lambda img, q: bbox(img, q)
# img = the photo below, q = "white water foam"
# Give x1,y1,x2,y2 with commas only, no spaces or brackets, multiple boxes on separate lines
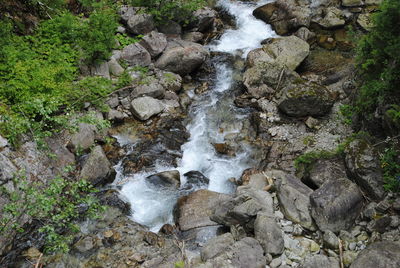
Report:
117,0,276,232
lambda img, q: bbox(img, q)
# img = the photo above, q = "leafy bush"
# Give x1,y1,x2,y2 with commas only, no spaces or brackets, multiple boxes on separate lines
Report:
380,142,400,192
355,0,400,124
128,0,206,24
0,171,105,253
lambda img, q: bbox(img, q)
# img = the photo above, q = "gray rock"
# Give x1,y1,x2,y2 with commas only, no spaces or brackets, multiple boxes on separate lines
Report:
0,135,8,148
270,258,282,268
67,122,95,151
0,153,17,183
357,13,373,31
365,0,382,4
146,170,180,189
310,177,364,232
201,233,235,261
131,77,166,99
229,237,266,268
119,5,137,24
191,7,217,32
302,158,347,189
271,170,316,230
350,241,400,268
316,7,346,29
277,79,334,117
344,139,385,200
299,254,340,268
126,13,155,35
139,31,168,58
294,27,316,42
157,70,182,92
157,20,182,35
121,43,151,67
342,0,364,7
74,236,94,253
323,230,339,249
130,96,164,121
155,40,209,75
183,32,204,43
254,213,284,256
108,58,124,76
248,36,310,71
176,189,229,232
211,185,274,230
106,96,119,108
80,146,113,185
90,62,110,79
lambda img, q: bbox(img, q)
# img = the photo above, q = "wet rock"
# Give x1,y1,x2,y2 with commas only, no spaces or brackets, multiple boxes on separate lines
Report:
97,189,131,215
176,189,229,231
121,43,151,67
130,96,164,121
126,13,155,35
200,233,235,261
299,254,340,268
254,212,284,256
211,185,274,231
182,171,209,191
213,143,235,156
155,40,209,75
277,80,334,117
350,241,400,268
253,0,311,35
310,177,364,232
80,146,113,185
248,36,310,71
146,170,180,189
108,58,124,76
344,139,385,200
139,31,168,58
317,35,336,50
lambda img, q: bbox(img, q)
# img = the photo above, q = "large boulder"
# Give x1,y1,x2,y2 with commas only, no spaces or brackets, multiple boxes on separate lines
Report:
342,0,365,7
315,7,346,29
350,241,400,268
130,96,164,121
310,177,364,232
269,170,316,230
126,13,155,35
155,40,209,75
277,79,334,117
300,158,347,189
0,153,17,184
253,0,311,35
139,31,168,58
176,189,229,232
67,122,95,151
254,212,284,256
200,233,235,261
130,77,166,99
247,36,310,70
190,7,217,33
80,146,113,185
121,43,151,67
344,139,385,200
211,185,274,231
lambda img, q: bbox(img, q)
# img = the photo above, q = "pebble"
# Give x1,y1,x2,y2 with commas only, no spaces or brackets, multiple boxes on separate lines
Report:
270,257,282,268
349,242,357,251
390,216,400,228
283,226,294,233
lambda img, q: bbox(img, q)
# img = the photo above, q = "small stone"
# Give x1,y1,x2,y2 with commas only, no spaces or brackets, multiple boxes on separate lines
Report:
310,241,320,252
343,251,359,266
349,242,357,251
376,200,391,213
270,257,282,268
392,198,400,212
356,232,369,242
323,230,339,250
74,236,94,253
305,117,320,129
103,230,113,238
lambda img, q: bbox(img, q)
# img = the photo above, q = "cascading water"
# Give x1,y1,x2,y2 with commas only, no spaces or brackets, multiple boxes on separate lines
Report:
116,0,276,232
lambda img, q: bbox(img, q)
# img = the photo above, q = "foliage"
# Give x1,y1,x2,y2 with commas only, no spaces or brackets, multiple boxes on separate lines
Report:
0,6,117,146
380,142,400,192
294,150,338,174
115,33,142,49
354,0,400,122
0,171,105,253
339,104,354,125
116,70,134,88
128,0,206,24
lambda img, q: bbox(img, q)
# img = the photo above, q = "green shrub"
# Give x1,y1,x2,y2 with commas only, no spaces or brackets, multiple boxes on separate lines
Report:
355,0,400,121
129,0,206,24
0,171,105,253
380,142,400,192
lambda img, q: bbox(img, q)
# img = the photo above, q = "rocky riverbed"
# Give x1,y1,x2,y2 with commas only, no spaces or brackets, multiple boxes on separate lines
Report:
1,0,400,267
